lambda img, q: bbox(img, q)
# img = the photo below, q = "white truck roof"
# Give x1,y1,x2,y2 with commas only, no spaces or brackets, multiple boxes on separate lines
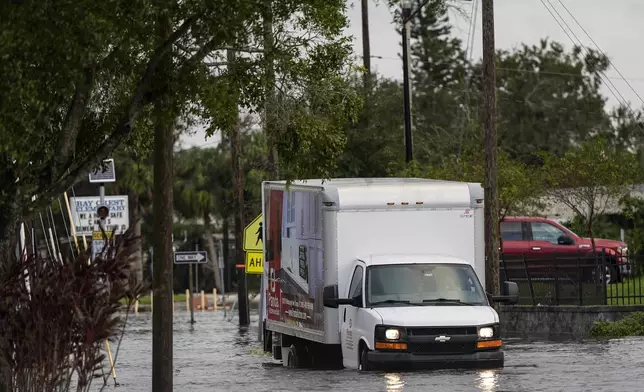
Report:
358,254,472,267
263,178,483,210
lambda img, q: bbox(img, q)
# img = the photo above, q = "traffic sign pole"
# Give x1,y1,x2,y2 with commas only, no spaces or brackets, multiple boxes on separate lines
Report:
243,213,264,342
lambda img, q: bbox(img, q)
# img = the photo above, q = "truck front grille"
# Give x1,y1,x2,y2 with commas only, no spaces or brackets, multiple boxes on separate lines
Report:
407,327,477,336
407,341,477,355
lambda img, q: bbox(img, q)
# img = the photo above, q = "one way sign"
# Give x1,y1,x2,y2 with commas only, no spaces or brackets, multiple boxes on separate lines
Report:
174,251,208,264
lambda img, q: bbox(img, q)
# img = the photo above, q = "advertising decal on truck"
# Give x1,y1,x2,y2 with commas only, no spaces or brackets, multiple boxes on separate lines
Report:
265,188,324,331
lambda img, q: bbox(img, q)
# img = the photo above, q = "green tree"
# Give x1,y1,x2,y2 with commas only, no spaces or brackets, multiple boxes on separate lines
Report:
336,75,405,177
417,151,545,219
541,137,640,247
406,0,470,164
174,146,230,293
0,0,360,255
469,39,611,162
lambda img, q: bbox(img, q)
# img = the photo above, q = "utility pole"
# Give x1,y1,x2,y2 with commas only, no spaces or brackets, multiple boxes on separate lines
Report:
228,48,250,326
263,1,279,179
361,0,371,88
482,0,500,296
152,4,174,391
401,1,413,163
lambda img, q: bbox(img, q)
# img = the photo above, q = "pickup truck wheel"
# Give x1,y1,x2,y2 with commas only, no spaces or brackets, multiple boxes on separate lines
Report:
359,346,373,372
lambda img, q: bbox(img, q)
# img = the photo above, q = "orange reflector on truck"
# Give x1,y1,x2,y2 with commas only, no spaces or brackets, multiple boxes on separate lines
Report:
375,342,407,350
416,201,423,205
477,340,502,349
386,202,395,206
401,202,409,205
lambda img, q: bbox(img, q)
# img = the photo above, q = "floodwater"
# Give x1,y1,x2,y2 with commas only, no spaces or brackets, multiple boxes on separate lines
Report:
95,310,644,392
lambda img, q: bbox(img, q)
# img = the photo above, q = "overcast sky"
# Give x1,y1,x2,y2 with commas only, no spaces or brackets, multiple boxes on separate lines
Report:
180,0,644,148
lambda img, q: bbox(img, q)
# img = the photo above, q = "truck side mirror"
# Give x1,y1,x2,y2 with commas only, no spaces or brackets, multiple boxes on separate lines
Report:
490,281,519,305
323,284,358,308
558,235,574,245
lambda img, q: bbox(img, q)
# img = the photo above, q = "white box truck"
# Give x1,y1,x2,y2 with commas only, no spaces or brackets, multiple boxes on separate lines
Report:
260,178,518,371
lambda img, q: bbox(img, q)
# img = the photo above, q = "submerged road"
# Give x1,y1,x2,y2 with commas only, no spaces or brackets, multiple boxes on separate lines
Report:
96,311,644,391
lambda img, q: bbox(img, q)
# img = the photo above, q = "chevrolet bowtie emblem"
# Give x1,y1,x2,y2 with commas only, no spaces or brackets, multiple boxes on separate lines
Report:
435,335,451,342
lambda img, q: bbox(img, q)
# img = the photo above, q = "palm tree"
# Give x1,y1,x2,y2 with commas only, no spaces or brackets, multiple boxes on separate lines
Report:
111,147,154,284
174,146,231,293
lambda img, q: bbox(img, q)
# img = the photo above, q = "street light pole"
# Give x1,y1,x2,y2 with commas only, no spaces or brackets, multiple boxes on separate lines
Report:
402,1,413,163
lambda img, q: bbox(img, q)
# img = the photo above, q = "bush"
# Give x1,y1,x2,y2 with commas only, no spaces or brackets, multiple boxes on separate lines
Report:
0,232,148,392
589,312,644,339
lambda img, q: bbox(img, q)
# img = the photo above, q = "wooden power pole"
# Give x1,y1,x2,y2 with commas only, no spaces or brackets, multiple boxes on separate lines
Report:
152,5,174,392
228,48,250,326
481,0,500,296
361,0,371,87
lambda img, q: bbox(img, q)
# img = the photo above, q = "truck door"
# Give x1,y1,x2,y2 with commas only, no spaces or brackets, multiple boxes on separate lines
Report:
340,263,364,368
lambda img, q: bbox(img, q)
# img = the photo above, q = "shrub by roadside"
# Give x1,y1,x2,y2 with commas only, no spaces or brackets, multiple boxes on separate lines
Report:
589,312,644,339
0,232,148,392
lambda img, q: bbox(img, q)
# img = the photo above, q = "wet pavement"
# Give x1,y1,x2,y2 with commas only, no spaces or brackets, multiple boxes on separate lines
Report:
96,310,644,391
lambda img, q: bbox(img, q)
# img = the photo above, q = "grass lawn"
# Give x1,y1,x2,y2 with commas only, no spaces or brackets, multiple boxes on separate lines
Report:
607,275,644,305
120,293,187,305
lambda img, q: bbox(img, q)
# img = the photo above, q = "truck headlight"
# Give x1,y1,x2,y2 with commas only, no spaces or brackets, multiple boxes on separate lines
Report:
478,327,494,339
385,328,401,340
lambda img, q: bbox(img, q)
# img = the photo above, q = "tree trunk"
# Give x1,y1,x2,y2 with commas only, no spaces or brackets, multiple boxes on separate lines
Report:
361,0,371,88
222,216,230,291
129,192,144,284
151,6,174,392
482,0,500,296
0,202,20,267
263,2,279,179
204,214,224,293
0,200,18,392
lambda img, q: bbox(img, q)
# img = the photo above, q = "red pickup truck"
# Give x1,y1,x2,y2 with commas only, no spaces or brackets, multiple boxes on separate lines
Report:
500,216,628,283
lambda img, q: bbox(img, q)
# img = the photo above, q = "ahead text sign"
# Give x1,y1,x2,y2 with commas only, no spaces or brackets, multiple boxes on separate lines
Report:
245,252,263,274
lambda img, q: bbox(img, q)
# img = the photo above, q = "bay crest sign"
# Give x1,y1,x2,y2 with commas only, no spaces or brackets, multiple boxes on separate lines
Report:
70,195,130,236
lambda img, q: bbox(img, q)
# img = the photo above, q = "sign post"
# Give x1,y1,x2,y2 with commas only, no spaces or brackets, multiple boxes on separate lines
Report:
87,158,117,385
174,250,208,324
243,213,264,341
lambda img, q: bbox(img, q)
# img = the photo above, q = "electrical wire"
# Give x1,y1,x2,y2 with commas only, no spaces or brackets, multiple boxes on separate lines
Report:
540,0,630,109
555,0,644,106
540,0,644,134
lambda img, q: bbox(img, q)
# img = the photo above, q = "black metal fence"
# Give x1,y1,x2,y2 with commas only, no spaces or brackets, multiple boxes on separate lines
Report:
499,250,644,306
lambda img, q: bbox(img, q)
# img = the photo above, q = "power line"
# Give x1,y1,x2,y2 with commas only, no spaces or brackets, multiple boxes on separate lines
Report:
540,0,644,136
363,54,644,83
555,0,644,106
540,0,630,109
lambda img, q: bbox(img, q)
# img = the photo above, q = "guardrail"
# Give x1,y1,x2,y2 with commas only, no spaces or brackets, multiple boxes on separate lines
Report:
499,250,644,306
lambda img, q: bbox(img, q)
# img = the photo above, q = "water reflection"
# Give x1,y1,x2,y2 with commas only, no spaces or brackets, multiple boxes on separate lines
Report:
384,373,405,391
476,370,499,392
235,326,250,346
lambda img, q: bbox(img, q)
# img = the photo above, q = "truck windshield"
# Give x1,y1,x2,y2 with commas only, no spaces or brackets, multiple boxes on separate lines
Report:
366,263,488,307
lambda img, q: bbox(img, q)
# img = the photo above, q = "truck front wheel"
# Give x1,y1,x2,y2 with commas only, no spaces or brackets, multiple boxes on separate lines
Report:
359,345,373,372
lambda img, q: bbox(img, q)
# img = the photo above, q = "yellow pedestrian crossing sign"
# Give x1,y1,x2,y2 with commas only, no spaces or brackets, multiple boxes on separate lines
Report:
245,252,263,274
243,214,263,252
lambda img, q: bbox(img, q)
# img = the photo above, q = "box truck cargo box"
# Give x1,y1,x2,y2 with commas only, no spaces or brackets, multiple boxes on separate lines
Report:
260,178,518,371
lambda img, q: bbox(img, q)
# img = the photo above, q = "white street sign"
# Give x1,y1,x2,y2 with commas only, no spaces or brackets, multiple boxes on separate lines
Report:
70,195,129,236
174,251,208,264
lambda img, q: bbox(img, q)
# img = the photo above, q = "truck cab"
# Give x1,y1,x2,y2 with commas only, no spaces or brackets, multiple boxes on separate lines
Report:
324,255,516,370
